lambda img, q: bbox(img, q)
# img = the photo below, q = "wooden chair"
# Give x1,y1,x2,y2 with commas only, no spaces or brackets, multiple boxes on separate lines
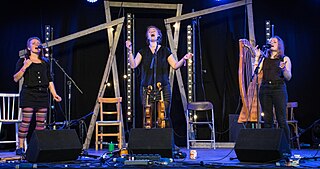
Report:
95,97,123,150
286,102,300,149
271,102,300,149
0,93,21,149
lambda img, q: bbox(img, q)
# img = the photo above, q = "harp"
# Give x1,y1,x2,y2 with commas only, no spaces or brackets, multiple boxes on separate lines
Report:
238,39,262,123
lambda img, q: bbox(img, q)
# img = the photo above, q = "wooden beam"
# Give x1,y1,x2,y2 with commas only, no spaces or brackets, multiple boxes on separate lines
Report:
168,4,188,112
164,0,247,24
108,1,178,10
19,17,124,57
246,0,256,46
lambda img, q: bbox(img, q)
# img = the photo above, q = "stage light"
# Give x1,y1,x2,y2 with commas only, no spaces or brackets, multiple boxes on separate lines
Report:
186,25,193,103
44,25,52,58
126,13,133,123
87,0,98,3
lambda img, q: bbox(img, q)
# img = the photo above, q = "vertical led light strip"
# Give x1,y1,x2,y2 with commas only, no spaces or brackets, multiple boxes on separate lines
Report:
265,20,271,43
44,25,53,124
44,25,51,58
187,24,196,137
126,13,133,122
187,25,193,103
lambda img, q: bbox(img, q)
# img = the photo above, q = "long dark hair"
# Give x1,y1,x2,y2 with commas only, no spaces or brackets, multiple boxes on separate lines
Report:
267,35,285,59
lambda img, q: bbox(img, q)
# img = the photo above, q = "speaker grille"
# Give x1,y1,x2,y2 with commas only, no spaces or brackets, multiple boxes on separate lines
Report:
26,129,82,162
128,128,173,158
234,128,291,162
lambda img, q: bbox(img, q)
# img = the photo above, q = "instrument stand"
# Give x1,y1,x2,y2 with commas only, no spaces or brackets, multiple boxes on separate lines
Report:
66,111,93,144
152,92,158,128
152,91,161,129
52,58,83,129
67,112,96,160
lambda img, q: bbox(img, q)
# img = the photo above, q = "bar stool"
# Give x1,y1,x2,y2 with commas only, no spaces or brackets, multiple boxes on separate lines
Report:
186,101,216,149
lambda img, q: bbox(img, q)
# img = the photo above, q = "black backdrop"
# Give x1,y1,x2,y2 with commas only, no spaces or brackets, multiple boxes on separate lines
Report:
1,0,319,148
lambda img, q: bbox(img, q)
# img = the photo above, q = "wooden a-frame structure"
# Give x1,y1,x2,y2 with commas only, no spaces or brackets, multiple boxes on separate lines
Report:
83,1,184,150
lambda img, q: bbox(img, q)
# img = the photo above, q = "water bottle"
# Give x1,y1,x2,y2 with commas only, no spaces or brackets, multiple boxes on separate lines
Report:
109,142,115,152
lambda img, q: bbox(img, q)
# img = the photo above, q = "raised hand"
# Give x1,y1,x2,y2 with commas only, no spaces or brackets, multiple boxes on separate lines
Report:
23,58,32,68
184,52,193,60
126,40,132,51
183,53,193,66
279,60,287,70
254,45,261,57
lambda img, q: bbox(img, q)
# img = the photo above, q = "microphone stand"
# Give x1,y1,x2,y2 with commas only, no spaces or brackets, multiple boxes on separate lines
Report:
251,48,267,129
52,58,83,129
151,43,158,128
48,50,54,126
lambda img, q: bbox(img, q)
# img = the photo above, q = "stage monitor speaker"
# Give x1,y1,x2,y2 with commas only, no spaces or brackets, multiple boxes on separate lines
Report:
128,128,173,158
234,128,291,163
26,129,82,163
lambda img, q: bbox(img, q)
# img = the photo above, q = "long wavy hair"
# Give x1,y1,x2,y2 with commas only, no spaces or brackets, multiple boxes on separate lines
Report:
267,35,285,59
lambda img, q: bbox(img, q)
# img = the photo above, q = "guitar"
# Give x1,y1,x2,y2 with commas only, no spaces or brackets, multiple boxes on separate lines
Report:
144,85,153,129
156,82,166,128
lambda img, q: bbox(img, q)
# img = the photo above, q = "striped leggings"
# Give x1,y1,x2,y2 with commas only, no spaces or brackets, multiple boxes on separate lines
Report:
18,107,47,139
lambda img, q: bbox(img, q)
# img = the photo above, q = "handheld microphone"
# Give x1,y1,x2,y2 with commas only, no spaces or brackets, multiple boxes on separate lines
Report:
262,43,272,49
35,45,44,49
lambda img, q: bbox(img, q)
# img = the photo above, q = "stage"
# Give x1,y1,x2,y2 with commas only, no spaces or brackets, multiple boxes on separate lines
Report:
0,145,319,168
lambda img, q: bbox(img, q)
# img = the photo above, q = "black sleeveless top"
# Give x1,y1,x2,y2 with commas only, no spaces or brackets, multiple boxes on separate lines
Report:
138,46,172,87
262,57,285,82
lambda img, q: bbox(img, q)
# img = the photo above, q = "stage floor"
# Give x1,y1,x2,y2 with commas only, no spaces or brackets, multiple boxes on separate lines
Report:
0,146,319,168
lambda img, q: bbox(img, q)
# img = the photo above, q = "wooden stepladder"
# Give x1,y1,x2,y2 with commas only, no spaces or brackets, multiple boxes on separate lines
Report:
83,14,126,150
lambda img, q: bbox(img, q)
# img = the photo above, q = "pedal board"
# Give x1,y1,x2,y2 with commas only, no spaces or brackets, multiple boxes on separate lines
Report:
131,154,161,161
124,160,153,165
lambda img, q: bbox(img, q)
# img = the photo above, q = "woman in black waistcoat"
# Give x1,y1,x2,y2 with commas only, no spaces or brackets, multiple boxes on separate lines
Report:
13,37,62,155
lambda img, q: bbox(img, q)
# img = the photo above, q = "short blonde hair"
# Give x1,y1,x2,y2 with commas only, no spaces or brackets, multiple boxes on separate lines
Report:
145,26,162,45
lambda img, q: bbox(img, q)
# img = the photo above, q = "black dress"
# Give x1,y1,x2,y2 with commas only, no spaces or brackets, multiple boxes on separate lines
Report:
15,57,53,108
